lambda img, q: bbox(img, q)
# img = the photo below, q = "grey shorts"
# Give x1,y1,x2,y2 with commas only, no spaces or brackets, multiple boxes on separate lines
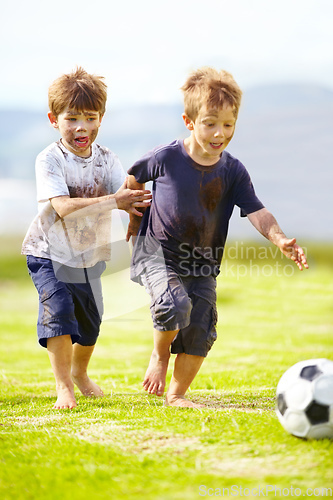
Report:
141,266,217,357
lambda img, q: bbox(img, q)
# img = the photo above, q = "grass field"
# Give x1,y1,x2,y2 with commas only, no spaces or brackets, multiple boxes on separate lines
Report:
0,237,332,499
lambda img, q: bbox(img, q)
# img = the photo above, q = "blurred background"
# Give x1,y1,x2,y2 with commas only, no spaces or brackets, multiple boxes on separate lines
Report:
1,0,332,243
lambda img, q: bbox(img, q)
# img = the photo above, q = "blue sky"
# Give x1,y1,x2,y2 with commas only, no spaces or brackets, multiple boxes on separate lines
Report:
1,0,333,111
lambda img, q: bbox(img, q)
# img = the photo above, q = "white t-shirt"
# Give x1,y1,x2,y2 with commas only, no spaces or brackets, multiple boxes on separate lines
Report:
22,140,126,268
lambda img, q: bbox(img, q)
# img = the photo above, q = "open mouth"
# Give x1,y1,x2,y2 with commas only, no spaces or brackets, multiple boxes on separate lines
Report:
210,143,223,150
74,136,89,147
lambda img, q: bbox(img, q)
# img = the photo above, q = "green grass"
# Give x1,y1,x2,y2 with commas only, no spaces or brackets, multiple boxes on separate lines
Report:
0,238,333,499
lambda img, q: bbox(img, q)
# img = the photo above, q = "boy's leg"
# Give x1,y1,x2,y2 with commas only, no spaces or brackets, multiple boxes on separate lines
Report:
71,343,104,397
143,329,179,396
165,276,217,408
165,353,206,408
141,266,192,397
28,257,104,407
47,335,76,409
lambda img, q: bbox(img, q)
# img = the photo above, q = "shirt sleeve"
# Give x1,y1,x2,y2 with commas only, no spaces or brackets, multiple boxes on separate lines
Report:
110,153,126,193
35,149,69,203
127,149,161,183
234,163,265,217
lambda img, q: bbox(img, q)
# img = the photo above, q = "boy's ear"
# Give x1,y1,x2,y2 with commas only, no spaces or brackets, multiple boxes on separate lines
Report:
182,113,194,131
48,112,59,129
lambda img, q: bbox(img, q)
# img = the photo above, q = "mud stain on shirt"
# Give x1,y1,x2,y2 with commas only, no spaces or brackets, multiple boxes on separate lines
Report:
200,177,223,212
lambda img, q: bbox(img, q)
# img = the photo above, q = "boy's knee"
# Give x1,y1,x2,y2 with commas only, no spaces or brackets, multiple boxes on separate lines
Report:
172,292,192,324
152,288,192,331
171,295,218,357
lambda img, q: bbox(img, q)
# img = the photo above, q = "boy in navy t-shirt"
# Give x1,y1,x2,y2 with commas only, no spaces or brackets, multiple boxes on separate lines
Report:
126,67,308,408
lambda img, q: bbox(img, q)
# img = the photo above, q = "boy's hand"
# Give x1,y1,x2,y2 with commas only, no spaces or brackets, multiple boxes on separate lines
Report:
126,214,143,243
248,209,309,271
279,237,309,270
114,178,151,216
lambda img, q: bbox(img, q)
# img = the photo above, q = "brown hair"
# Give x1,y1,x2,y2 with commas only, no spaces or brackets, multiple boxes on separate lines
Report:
48,67,107,117
181,67,242,120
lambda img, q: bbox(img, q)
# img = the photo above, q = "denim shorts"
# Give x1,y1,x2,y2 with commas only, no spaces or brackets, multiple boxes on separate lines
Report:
141,266,218,357
27,255,105,348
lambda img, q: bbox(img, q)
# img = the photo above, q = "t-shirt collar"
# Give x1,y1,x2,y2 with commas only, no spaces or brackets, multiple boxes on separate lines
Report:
178,139,227,172
58,140,96,164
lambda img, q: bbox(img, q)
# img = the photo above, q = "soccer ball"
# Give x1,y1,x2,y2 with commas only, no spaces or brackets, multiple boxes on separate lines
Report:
276,358,333,439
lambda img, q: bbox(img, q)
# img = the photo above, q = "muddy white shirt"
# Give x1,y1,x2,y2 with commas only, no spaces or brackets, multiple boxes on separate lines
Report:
22,140,126,268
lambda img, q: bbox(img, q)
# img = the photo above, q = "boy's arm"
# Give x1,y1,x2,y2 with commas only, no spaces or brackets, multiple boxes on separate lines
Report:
247,208,309,270
51,177,151,219
126,175,148,243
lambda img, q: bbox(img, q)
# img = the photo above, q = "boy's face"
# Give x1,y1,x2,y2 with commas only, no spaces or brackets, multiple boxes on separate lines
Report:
48,108,103,158
183,105,236,165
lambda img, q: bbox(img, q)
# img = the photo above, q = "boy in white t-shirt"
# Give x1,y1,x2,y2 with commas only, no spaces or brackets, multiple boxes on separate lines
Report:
22,67,151,409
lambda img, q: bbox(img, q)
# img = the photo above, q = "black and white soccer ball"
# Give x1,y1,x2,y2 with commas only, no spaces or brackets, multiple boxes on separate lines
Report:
276,358,333,439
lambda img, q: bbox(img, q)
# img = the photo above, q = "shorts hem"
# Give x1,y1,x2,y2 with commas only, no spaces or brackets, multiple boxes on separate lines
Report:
38,331,80,348
76,337,99,347
170,346,210,358
153,318,190,332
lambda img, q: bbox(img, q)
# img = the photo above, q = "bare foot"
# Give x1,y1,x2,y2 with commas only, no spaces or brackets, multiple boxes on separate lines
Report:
143,350,170,396
54,385,77,409
72,373,104,398
165,395,206,408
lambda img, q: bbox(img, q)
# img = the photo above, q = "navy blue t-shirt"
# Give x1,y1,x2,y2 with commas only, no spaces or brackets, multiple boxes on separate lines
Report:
128,140,264,280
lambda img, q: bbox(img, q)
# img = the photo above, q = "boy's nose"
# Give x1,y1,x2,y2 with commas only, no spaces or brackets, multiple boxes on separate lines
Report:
76,121,87,131
214,127,224,138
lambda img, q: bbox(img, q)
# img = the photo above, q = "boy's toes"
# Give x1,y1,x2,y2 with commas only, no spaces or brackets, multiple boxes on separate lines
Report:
143,379,164,396
148,382,158,395
156,384,164,397
142,379,151,392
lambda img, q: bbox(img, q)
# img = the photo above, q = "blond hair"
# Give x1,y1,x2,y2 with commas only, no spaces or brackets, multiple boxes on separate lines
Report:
181,67,242,120
48,67,107,117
